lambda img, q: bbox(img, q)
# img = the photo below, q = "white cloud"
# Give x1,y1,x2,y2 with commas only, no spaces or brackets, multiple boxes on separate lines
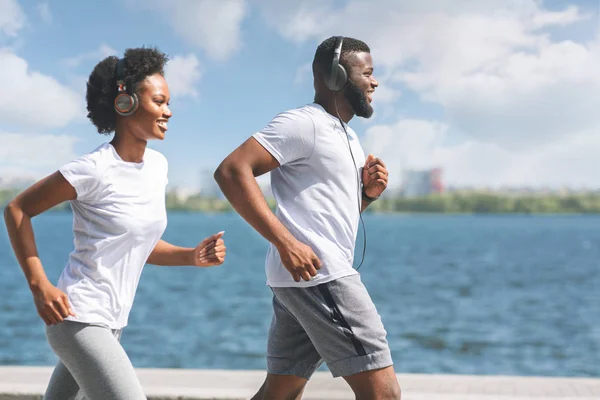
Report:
0,0,26,37
256,0,336,42
64,44,116,68
396,31,600,149
165,53,202,98
36,3,52,25
363,118,600,189
0,48,84,128
531,5,587,29
362,119,448,188
139,0,247,61
431,131,600,189
0,132,79,178
371,83,401,105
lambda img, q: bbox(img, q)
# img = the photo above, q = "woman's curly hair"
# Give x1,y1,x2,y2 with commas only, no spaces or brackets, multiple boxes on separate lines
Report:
86,47,169,134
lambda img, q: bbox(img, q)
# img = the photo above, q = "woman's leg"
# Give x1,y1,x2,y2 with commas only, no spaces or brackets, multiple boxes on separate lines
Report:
46,321,146,400
43,360,80,400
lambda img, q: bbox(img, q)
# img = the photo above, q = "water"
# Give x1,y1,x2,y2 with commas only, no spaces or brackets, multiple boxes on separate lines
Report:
0,212,598,377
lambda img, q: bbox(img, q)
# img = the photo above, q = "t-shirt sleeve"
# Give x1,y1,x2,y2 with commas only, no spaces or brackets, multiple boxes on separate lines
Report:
252,110,315,165
58,155,100,203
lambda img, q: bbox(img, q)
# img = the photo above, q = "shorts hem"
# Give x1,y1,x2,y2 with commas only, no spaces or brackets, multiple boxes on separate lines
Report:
327,349,394,378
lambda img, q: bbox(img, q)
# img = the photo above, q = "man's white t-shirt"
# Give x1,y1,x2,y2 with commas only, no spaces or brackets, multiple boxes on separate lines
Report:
57,143,168,329
253,103,366,288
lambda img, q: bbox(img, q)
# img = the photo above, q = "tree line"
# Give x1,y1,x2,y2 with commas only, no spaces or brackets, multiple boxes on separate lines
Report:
2,189,599,214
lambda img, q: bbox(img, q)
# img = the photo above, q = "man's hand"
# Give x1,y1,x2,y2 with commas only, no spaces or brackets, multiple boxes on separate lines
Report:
31,280,76,325
193,231,226,267
277,239,322,282
362,154,388,200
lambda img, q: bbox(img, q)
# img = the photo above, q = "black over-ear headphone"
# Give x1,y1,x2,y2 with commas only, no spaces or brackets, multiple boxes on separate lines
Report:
326,36,348,92
114,58,139,117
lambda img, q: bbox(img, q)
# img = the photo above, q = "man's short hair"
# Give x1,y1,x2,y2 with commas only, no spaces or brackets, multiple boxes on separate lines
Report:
312,36,370,78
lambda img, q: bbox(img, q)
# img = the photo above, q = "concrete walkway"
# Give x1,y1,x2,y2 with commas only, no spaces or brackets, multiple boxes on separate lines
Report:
0,366,599,400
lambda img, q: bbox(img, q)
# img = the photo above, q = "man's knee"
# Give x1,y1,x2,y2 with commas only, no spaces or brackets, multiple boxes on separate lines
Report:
356,381,401,400
384,381,402,400
385,378,402,400
344,366,401,400
253,374,307,400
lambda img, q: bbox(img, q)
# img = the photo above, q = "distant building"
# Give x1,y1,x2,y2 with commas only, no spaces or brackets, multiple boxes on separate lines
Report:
400,168,444,197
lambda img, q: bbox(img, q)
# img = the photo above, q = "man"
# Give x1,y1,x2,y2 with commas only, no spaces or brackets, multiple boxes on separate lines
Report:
214,36,401,400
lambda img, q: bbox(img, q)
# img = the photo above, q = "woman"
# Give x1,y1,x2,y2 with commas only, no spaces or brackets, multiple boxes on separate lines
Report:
3,47,226,400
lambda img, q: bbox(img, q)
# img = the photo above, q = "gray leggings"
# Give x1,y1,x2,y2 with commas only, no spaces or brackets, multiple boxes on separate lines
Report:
44,321,146,400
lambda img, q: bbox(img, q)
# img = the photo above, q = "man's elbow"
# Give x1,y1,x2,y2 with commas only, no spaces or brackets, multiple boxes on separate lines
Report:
214,160,238,187
3,201,17,224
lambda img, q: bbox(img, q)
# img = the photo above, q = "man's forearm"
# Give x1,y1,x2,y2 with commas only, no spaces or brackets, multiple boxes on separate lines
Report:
214,164,296,249
361,199,370,213
360,192,379,213
147,240,193,266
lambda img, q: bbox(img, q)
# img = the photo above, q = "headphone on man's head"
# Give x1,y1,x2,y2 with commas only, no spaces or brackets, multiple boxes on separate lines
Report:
114,58,139,117
326,36,348,92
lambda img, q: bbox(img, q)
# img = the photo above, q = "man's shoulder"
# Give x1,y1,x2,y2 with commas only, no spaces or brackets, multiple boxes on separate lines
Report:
277,103,319,120
265,104,321,132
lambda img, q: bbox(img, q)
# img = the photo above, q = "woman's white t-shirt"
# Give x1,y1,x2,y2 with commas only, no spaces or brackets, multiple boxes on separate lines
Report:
57,143,168,329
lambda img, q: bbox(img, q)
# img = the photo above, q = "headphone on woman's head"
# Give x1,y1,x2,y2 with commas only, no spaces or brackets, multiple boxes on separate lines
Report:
326,36,348,92
114,58,139,117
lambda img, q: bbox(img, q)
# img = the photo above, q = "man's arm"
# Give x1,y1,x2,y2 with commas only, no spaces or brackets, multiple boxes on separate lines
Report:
214,137,321,282
361,194,378,213
361,154,388,212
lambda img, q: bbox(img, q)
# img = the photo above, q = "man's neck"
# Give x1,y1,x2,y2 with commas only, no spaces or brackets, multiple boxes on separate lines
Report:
314,94,354,124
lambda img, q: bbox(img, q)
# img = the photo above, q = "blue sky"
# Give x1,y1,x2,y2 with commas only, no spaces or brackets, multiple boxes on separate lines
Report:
1,0,599,191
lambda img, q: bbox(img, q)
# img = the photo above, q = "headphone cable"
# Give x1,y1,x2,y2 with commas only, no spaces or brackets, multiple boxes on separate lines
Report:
334,97,367,271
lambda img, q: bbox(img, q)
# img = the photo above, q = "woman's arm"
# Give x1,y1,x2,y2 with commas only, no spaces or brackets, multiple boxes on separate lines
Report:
147,232,226,267
4,171,77,325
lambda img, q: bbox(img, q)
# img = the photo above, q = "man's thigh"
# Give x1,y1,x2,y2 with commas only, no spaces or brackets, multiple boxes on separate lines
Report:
266,294,324,380
272,274,394,378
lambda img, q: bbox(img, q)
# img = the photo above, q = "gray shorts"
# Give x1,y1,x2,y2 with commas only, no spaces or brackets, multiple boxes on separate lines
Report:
268,274,393,379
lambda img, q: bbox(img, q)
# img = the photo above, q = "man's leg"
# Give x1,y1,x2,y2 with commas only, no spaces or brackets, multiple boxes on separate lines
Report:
251,295,323,400
272,274,401,400
343,366,401,400
251,374,307,400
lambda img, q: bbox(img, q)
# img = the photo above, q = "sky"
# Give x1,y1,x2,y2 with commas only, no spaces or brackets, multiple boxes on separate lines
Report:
0,0,599,191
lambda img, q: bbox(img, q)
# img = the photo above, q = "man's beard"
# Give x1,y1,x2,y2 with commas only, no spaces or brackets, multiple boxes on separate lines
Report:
343,80,373,118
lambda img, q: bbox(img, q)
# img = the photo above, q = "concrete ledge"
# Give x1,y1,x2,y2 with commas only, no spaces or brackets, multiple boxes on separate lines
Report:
1,366,599,399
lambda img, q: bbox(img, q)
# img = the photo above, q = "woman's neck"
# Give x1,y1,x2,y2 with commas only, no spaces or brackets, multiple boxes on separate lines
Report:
110,130,147,163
